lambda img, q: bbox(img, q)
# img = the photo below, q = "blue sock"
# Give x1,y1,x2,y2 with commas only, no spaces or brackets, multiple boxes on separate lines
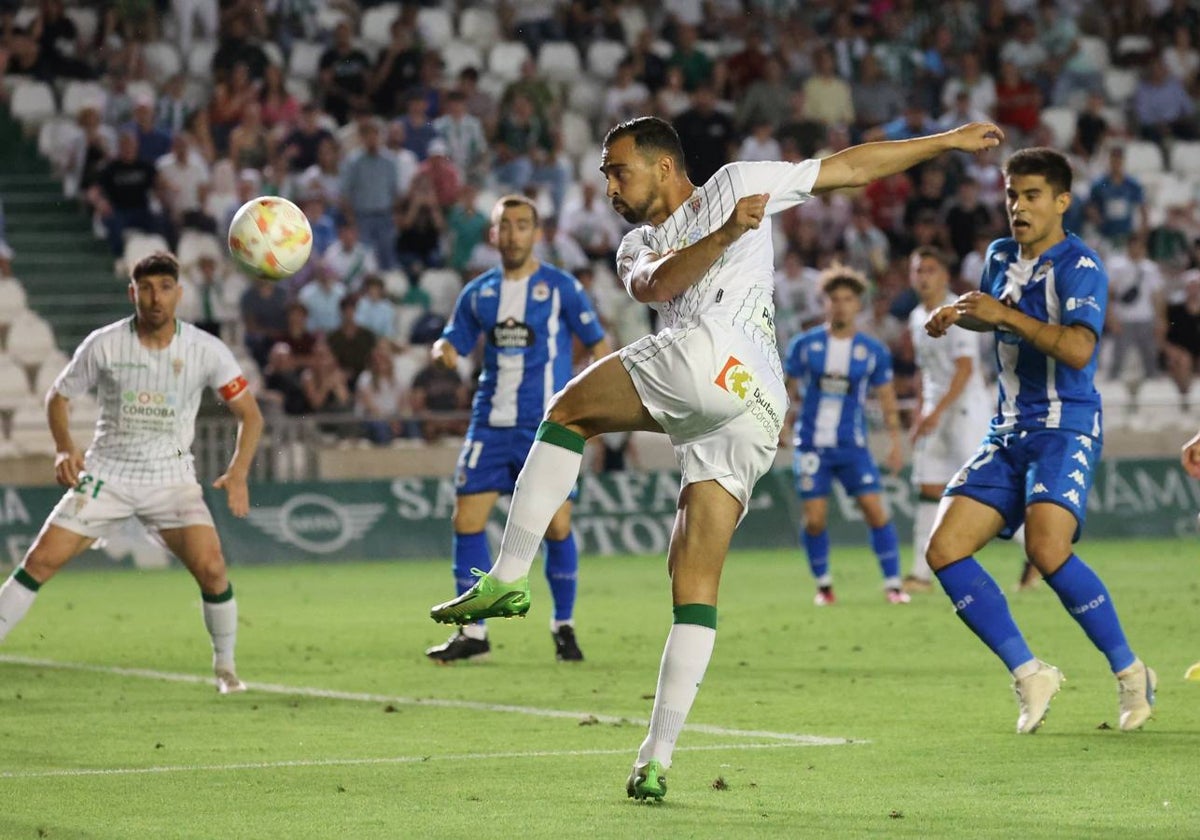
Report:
802,529,830,580
544,533,578,623
453,531,491,628
1044,554,1136,673
870,523,901,581
935,557,1035,672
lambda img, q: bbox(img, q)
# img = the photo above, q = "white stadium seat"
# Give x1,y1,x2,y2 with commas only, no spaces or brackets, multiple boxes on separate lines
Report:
37,117,82,176
65,6,99,44
586,40,627,80
262,41,285,70
0,356,30,410
394,305,426,350
10,82,57,129
419,269,462,317
416,6,453,49
187,39,218,79
1171,141,1200,177
9,400,51,453
123,233,172,268
32,350,69,398
285,76,313,104
441,40,484,78
1040,107,1076,149
1123,140,1165,176
1103,68,1138,104
560,111,593,157
537,42,582,83
142,40,183,79
177,230,224,268
361,3,400,50
0,279,28,330
488,41,531,82
1077,36,1110,72
616,4,648,45
288,40,325,82
6,315,58,369
567,78,603,121
459,7,499,48
1116,34,1154,62
61,80,108,118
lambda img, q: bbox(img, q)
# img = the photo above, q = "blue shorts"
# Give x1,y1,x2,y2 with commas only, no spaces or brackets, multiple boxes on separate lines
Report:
945,429,1100,542
455,425,579,500
793,446,882,500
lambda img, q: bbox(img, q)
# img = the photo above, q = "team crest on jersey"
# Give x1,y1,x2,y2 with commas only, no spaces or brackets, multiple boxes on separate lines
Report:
688,195,703,214
532,282,550,302
852,345,868,361
172,358,184,377
714,356,752,398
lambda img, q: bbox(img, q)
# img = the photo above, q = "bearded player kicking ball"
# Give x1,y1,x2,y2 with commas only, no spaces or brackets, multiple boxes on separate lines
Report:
432,117,1005,800
0,252,263,694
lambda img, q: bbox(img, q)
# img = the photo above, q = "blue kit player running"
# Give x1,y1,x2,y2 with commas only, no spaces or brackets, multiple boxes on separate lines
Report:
784,265,907,605
925,148,1156,733
424,195,610,664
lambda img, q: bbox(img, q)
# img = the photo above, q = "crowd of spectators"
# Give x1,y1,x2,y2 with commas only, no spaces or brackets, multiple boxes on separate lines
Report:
5,0,1200,443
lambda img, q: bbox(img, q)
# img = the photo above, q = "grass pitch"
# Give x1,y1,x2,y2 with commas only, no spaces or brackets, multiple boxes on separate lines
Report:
0,538,1196,839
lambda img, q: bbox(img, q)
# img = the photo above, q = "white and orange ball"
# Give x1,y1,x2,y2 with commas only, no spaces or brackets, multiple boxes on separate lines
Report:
227,196,314,280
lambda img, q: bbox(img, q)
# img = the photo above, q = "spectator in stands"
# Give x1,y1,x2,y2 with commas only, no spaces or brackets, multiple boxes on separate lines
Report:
1088,147,1148,249
433,90,489,187
673,84,734,184
1073,91,1109,161
863,171,913,242
960,230,991,292
318,21,371,126
156,132,211,233
326,296,376,385
296,136,342,206
156,74,191,136
1149,204,1198,277
492,92,569,213
561,180,623,265
903,166,948,231
183,109,217,166
398,93,437,160
777,90,826,159
173,0,217,57
605,58,651,125
123,97,172,166
563,0,625,51
999,15,1048,83
283,103,333,174
737,56,791,133
994,60,1042,139
209,61,258,154
301,337,354,434
843,202,891,279
355,339,407,445
1107,235,1166,381
298,262,347,334
409,353,468,442
871,15,921,89
69,105,115,202
803,49,855,129
302,192,338,256
89,131,170,257
502,57,558,123
340,120,399,271
241,277,288,369
261,342,309,416
1163,26,1199,86
626,27,667,94
280,301,317,366
418,139,462,209
395,174,447,279
382,120,420,197
211,15,267,81
354,275,396,341
937,89,990,132
1166,272,1200,408
103,69,136,128
668,23,713,92
534,216,589,275
178,253,228,337
1133,57,1198,145
726,28,770,99
227,101,272,170
774,249,824,339
29,0,93,80
456,67,497,137
738,121,782,163
323,219,377,292
505,0,562,58
368,17,421,117
874,99,938,143
446,184,489,276
259,62,300,131
941,52,996,119
852,53,902,136
942,178,995,260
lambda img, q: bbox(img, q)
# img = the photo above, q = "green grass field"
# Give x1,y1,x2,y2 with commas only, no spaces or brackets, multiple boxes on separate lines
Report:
0,537,1196,839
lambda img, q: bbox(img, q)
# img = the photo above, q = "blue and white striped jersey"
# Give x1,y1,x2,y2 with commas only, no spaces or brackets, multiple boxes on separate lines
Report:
981,234,1106,438
784,326,893,449
443,263,606,431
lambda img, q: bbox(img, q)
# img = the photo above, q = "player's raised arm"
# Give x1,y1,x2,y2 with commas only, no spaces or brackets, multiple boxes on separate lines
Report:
213,386,263,518
813,122,1004,193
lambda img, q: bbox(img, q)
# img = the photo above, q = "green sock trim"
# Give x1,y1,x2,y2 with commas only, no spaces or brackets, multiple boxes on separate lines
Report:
535,420,586,454
13,568,41,592
202,584,234,604
673,603,717,629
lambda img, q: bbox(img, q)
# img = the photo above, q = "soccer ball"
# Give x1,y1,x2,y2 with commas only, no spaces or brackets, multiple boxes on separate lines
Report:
227,196,314,280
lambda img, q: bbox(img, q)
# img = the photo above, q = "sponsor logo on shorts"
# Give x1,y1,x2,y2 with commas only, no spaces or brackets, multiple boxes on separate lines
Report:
1062,488,1081,506
245,493,386,554
1068,469,1086,486
1032,482,1048,494
1072,451,1090,467
715,356,752,398
1075,434,1093,450
714,356,784,436
800,475,814,491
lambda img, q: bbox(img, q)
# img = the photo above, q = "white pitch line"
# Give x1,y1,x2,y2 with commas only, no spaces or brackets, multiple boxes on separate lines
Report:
0,654,858,746
0,742,817,781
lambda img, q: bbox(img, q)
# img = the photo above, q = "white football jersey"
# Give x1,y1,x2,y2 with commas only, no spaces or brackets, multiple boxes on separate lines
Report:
908,293,989,415
53,317,246,485
616,160,821,370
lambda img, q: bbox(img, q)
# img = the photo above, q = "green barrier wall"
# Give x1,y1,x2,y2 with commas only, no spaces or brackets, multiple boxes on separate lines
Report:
2,459,1198,568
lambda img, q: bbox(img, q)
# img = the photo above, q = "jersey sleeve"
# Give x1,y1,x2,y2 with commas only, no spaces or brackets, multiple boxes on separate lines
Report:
52,331,101,399
947,324,978,361
868,342,894,387
441,282,483,355
205,339,248,401
1055,251,1108,335
726,160,822,216
979,240,1000,295
561,277,607,347
783,334,807,378
615,227,658,298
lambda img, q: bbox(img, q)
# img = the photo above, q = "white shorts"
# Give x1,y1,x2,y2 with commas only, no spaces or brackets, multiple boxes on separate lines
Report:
620,319,785,512
47,475,215,539
912,404,991,486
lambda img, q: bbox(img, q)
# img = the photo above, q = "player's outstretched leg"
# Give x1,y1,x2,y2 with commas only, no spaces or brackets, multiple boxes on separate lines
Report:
427,531,492,663
0,526,93,642
545,531,583,661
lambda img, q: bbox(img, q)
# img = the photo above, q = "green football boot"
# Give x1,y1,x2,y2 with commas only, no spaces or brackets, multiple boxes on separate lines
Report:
626,760,667,802
429,571,531,624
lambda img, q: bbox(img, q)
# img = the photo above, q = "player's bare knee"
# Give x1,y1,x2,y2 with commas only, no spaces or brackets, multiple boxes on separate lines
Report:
925,531,960,571
190,554,229,593
1024,537,1071,574
803,515,826,535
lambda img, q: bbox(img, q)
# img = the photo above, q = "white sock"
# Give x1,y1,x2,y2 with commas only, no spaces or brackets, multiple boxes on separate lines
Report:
1012,658,1040,680
1011,524,1026,549
551,619,573,631
911,499,939,581
461,623,487,641
636,622,716,769
491,436,583,583
202,594,238,672
0,572,39,642
817,573,832,587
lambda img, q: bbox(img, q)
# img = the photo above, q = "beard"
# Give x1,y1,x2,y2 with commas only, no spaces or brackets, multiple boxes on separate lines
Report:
613,194,652,223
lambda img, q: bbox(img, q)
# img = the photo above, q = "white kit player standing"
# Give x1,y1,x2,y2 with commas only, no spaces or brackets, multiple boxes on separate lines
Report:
904,246,1028,592
0,252,264,693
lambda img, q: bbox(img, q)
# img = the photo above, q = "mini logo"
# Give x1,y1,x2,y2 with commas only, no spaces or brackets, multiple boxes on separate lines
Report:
1031,482,1048,494
714,355,751,399
688,195,703,214
715,288,724,303
245,493,386,554
948,469,968,488
1068,594,1107,615
1075,256,1098,270
480,287,497,297
1068,469,1086,486
861,473,875,484
800,475,814,492
532,281,550,302
954,594,975,611
1066,296,1101,312
1072,450,1089,467
580,312,595,324
992,252,1007,263
811,341,824,352
1075,435,1093,450
172,358,184,376
1062,488,1081,506
853,345,868,361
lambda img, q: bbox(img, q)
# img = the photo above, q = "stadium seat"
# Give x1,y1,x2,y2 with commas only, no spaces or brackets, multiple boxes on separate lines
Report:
177,230,223,268
1171,141,1200,177
186,39,218,79
1077,36,1111,72
314,5,350,36
9,400,50,452
586,40,627,80
1116,34,1154,63
420,269,462,316
695,40,722,60
61,80,107,118
0,356,30,409
476,71,507,102
262,41,285,69
616,4,648,45
123,233,172,268
488,41,532,82
441,40,484,78
394,304,426,350
285,76,313,104
142,40,183,79
9,82,57,130
32,350,69,397
459,7,499,47
567,78,603,122
1103,68,1138,104
6,315,57,369
361,3,400,51
37,116,82,177
560,111,593,158
381,270,410,298
289,40,325,81
64,6,99,44
537,42,582,83
1040,107,1076,149
416,6,453,49
1123,140,1165,176
126,79,157,105
0,279,29,330
392,344,428,389
1097,378,1134,428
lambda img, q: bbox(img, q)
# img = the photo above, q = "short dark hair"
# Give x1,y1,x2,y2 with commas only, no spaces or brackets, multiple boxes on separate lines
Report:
1004,147,1072,195
911,245,953,271
819,264,868,297
603,116,686,171
131,251,179,282
491,193,540,226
